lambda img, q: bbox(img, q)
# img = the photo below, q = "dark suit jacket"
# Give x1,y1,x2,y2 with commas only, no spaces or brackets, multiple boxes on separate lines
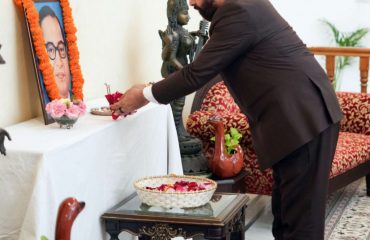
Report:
152,0,342,169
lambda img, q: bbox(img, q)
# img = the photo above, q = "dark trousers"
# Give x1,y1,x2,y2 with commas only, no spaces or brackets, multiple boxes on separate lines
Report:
271,123,340,240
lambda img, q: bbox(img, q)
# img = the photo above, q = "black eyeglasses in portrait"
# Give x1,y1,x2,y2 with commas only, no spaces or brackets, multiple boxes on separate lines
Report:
45,41,67,60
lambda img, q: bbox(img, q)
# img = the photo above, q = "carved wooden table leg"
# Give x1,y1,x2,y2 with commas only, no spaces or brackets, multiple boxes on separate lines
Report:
108,233,120,240
105,219,121,240
230,206,246,240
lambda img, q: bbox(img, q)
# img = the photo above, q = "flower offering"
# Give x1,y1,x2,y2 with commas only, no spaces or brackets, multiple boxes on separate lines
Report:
145,180,214,193
134,175,217,208
104,83,136,120
45,99,86,128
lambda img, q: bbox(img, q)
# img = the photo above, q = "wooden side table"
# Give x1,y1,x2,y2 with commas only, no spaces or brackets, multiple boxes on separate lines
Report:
212,170,248,193
102,193,249,240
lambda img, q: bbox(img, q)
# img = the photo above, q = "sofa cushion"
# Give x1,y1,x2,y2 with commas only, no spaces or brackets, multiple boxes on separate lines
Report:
336,92,370,135
243,131,370,195
201,82,240,114
330,132,370,177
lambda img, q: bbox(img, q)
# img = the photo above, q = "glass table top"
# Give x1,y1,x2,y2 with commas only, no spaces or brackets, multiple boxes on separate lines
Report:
110,193,237,219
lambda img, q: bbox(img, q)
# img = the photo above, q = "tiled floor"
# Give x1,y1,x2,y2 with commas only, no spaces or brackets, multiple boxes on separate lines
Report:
244,194,274,240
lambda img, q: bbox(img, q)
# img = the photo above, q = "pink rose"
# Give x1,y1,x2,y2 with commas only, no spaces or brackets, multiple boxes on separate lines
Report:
46,100,67,119
78,101,86,115
65,104,80,119
51,105,67,118
45,102,53,113
46,100,59,113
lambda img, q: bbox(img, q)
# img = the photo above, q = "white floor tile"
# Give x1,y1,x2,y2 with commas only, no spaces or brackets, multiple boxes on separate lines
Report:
245,196,274,240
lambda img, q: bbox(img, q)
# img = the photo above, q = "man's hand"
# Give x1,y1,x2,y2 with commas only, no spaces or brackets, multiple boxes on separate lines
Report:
110,84,149,116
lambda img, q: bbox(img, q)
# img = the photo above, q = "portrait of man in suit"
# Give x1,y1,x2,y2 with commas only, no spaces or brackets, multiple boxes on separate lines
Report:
39,4,71,100
35,1,72,103
26,0,73,123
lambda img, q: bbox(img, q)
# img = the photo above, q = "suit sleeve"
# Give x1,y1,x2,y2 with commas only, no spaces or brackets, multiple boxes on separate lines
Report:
152,3,257,104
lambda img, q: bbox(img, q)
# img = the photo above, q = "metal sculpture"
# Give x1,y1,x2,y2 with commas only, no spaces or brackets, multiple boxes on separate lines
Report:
159,0,209,175
0,128,11,156
0,44,5,64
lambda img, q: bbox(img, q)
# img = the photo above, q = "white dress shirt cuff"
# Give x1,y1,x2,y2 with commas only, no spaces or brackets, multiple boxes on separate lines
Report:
143,85,160,104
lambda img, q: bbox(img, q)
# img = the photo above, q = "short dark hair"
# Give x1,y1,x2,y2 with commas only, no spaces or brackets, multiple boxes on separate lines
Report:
39,5,58,25
38,5,67,44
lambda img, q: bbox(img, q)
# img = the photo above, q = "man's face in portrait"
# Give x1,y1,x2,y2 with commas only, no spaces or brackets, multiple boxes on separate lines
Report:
189,0,217,21
41,15,71,99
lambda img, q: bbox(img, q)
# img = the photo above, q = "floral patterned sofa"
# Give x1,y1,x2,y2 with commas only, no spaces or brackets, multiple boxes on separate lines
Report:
186,80,370,195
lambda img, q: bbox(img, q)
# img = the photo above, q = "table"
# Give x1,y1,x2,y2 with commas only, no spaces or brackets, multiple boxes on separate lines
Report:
0,100,183,240
102,193,249,240
212,170,248,193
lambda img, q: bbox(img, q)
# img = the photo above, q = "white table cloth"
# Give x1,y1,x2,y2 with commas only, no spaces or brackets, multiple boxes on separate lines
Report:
0,100,182,240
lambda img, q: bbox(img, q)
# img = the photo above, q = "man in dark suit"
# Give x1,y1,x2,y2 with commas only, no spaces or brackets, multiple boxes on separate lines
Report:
111,0,342,239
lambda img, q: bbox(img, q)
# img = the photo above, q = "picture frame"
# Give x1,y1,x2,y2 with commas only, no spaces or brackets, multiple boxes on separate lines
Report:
21,0,84,124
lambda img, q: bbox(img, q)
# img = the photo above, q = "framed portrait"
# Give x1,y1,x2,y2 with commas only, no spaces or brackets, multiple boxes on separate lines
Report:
21,0,84,124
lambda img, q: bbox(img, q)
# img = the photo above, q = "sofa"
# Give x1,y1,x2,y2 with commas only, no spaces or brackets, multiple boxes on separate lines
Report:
186,47,370,196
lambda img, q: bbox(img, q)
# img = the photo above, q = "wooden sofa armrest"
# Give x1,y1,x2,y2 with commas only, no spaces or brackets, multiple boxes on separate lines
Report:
336,92,370,135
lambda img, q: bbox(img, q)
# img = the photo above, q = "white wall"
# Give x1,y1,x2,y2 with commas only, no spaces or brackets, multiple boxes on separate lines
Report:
270,0,370,92
183,0,370,121
0,0,41,126
0,0,202,127
0,0,369,127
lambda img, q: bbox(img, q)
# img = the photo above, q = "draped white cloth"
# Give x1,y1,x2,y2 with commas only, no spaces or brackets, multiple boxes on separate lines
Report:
0,100,183,240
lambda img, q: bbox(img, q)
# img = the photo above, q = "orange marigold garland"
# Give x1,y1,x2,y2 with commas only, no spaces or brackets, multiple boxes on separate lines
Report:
14,0,84,101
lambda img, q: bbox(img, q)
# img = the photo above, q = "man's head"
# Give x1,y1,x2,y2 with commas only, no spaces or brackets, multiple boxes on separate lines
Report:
189,0,223,21
39,6,71,99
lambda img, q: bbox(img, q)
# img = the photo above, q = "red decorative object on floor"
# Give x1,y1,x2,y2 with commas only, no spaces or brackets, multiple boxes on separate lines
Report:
55,198,85,240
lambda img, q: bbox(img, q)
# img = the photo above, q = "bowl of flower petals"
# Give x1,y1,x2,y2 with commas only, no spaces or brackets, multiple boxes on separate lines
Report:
134,175,217,208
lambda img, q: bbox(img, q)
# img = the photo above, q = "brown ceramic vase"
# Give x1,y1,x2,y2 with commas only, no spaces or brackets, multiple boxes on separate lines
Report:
55,197,85,240
208,117,244,179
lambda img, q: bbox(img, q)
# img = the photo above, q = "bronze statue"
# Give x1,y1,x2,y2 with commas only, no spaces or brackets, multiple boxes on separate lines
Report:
159,0,195,77
159,0,208,174
0,128,11,156
0,44,5,64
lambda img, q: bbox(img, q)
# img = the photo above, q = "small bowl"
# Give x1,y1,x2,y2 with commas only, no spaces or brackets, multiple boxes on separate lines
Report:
54,115,78,129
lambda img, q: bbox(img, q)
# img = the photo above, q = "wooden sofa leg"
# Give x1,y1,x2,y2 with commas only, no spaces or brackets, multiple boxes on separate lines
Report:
367,174,370,196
